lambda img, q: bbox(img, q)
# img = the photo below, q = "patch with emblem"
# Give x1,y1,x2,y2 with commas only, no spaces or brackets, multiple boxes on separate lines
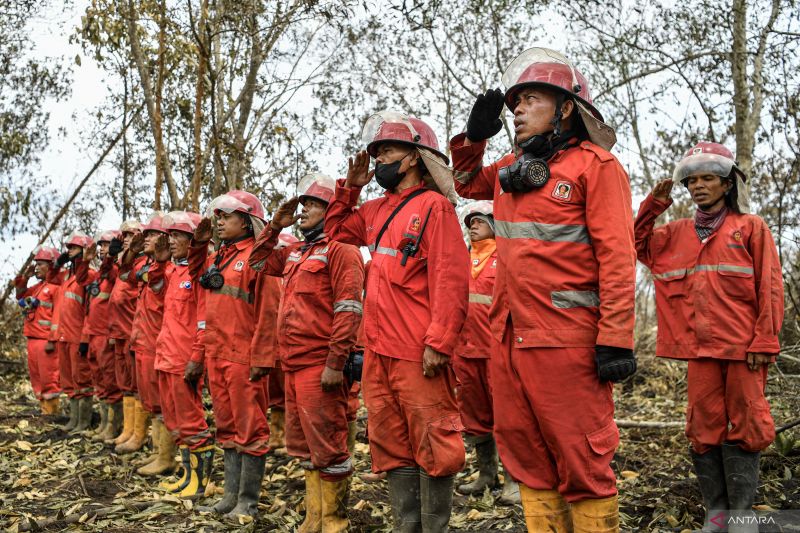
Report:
287,250,303,262
314,246,329,255
491,259,497,268
472,258,480,266
233,260,245,272
180,280,192,289
733,230,742,241
408,215,421,234
551,180,573,201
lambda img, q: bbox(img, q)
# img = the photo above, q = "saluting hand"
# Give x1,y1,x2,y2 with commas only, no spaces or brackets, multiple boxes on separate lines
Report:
154,234,171,262
194,217,213,243
346,151,373,188
270,197,301,230
83,244,96,263
652,179,673,203
422,346,449,378
129,233,146,255
466,88,505,142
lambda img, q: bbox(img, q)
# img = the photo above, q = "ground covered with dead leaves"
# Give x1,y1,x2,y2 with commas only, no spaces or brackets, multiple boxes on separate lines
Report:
1,351,798,532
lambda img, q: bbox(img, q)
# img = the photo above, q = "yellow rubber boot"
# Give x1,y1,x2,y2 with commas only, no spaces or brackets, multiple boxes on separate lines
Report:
134,419,161,467
116,399,150,454
268,409,287,455
108,396,134,445
41,398,61,415
138,420,176,476
177,445,215,498
160,445,190,492
520,485,573,533
571,495,619,533
298,470,322,533
321,477,349,533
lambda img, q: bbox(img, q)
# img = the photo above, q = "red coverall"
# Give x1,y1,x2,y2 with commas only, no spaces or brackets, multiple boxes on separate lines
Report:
325,182,470,477
453,247,498,436
250,229,364,480
48,261,92,400
130,259,166,413
77,260,121,404
15,276,61,400
188,236,281,456
106,255,147,394
635,195,783,453
450,133,636,502
153,260,211,448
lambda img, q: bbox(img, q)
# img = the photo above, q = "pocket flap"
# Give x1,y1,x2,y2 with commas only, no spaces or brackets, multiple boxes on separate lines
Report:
300,259,327,273
586,420,619,456
659,268,687,282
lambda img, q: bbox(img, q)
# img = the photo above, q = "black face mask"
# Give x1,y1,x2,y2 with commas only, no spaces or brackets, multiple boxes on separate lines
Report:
374,151,412,190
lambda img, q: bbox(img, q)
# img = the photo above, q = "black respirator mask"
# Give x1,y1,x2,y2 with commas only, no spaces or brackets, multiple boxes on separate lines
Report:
374,151,413,190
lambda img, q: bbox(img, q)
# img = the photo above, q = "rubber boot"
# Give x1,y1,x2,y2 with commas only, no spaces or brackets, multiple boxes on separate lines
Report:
134,419,161,467
225,452,266,518
197,448,239,511
41,398,61,415
347,420,358,455
498,475,521,505
420,471,454,533
297,469,322,533
161,445,191,492
108,396,134,445
458,434,498,495
178,445,215,498
691,447,728,532
138,420,177,476
115,399,149,454
268,408,286,452
62,397,79,431
519,486,572,532
571,495,619,533
70,396,94,434
722,443,761,533
96,401,122,441
321,477,349,532
387,467,421,533
86,401,107,437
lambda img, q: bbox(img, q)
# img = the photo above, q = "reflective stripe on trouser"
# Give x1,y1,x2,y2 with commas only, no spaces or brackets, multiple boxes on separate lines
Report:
284,364,351,481
452,355,493,436
158,369,211,449
686,359,775,454
491,320,618,503
268,366,285,409
27,338,61,400
135,350,161,414
207,357,270,455
362,351,465,477
113,339,136,394
89,335,121,403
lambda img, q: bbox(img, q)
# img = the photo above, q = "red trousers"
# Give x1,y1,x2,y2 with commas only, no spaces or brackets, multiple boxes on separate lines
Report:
88,335,121,403
491,321,618,503
113,339,136,394
58,341,93,399
362,351,465,477
285,365,351,481
26,338,60,400
686,359,775,453
453,355,493,436
268,366,285,410
347,382,361,422
207,357,270,456
135,350,160,413
158,370,211,449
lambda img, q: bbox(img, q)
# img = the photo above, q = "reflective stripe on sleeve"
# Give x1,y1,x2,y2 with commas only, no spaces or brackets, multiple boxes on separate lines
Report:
333,300,363,314
551,290,600,309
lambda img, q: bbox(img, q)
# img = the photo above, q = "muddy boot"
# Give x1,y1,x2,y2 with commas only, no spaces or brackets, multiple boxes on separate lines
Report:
498,475,521,505
138,420,176,476
321,477,349,532
134,419,161,467
41,398,61,415
420,470,454,533
225,453,266,518
297,469,322,533
520,486,571,532
86,401,107,437
571,494,619,533
62,397,79,431
691,447,728,532
177,445,214,498
722,443,760,533
70,397,94,434
347,420,358,455
161,445,190,492
108,396,134,445
198,448,240,512
458,434,498,495
267,408,286,452
97,401,122,441
116,399,150,454
387,467,421,533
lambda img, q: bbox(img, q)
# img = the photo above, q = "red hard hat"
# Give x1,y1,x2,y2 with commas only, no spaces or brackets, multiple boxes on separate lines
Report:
209,190,266,222
142,212,168,234
162,211,202,235
276,233,300,249
95,229,121,243
64,231,94,249
33,246,59,262
298,173,335,204
362,111,449,163
673,141,745,185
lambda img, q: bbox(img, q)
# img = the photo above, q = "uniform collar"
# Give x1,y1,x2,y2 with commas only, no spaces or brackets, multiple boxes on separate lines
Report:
384,182,427,200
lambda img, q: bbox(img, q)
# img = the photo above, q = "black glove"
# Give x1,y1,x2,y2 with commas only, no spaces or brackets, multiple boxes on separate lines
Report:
595,345,636,383
56,251,71,268
466,88,505,142
129,350,136,358
343,350,364,387
108,237,123,257
78,342,89,358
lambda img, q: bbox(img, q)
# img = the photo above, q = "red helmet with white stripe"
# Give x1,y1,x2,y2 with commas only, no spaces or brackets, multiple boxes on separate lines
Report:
298,173,335,204
64,231,94,249
673,142,745,186
95,230,121,243
162,211,202,235
208,190,266,222
362,111,449,163
142,212,168,234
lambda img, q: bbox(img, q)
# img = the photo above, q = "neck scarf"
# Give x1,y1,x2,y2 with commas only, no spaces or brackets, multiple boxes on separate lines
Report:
695,206,728,241
470,238,496,279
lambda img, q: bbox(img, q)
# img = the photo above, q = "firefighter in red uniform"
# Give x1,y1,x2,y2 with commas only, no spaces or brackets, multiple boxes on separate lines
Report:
15,246,62,415
453,201,520,505
635,142,783,532
325,111,470,533
190,191,281,518
449,48,637,531
48,231,96,433
250,173,365,532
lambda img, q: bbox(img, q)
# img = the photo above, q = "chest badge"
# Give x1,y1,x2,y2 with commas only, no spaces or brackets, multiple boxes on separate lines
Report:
491,259,497,268
551,180,573,201
472,258,480,266
180,280,192,289
408,215,421,234
233,260,245,272
732,230,742,242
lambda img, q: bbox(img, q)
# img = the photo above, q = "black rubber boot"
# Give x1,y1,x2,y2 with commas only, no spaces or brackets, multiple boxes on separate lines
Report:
420,470,455,532
71,397,94,434
691,446,728,532
387,467,422,533
198,449,241,513
722,443,760,533
62,397,79,431
225,452,266,518
457,434,498,495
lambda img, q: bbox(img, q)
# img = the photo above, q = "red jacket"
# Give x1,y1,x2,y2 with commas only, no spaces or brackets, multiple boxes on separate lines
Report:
324,182,470,360
154,260,206,374
455,248,497,359
250,229,365,372
78,259,114,338
188,236,281,367
450,134,636,350
635,194,784,360
130,258,166,355
46,261,88,344
107,255,147,340
15,276,58,340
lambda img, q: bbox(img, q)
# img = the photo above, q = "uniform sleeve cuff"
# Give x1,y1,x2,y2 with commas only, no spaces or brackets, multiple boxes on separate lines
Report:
423,322,457,356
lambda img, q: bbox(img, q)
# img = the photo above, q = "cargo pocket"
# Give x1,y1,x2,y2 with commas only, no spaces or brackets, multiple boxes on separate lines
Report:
658,268,688,299
419,413,465,476
585,420,619,491
717,264,755,301
741,398,775,451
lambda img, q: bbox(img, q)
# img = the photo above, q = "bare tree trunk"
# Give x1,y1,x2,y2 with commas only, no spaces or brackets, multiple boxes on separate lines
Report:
187,0,209,211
